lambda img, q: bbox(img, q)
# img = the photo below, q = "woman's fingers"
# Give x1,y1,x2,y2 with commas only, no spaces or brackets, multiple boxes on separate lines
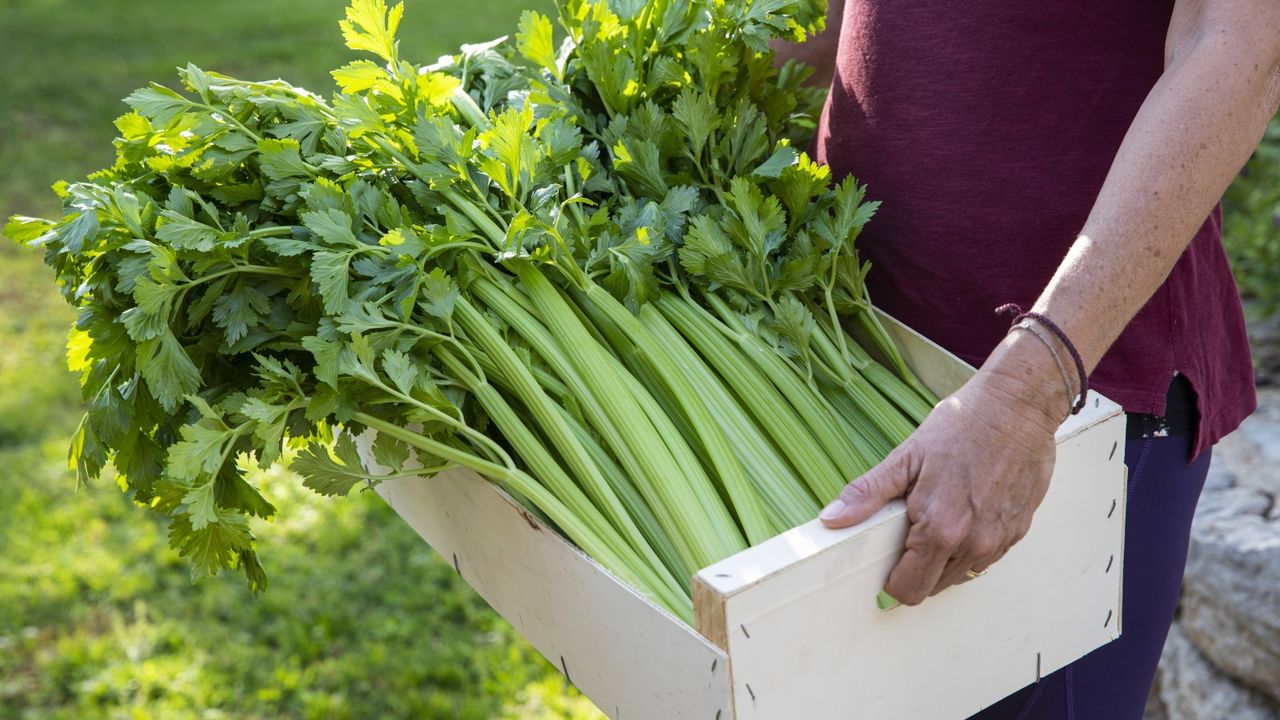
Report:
883,518,962,605
819,447,915,529
935,544,1011,596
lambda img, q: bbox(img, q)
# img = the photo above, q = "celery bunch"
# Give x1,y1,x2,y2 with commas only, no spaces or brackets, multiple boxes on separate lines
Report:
6,0,935,622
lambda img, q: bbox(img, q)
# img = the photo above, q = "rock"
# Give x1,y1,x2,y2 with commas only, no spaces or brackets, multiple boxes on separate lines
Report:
1193,486,1271,526
1181,513,1280,703
1249,313,1280,386
1202,463,1237,492
1156,625,1279,720
1144,675,1168,720
1238,417,1280,467
1151,372,1280,719
1213,388,1280,501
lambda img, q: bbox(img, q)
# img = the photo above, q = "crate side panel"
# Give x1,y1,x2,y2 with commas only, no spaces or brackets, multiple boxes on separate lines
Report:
719,413,1126,720
373,469,731,720
875,310,975,399
875,309,1123,441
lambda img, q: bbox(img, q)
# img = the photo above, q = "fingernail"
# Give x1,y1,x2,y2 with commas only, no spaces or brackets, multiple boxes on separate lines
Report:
819,499,846,521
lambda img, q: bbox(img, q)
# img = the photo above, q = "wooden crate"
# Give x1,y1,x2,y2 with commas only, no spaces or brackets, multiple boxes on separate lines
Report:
357,313,1126,719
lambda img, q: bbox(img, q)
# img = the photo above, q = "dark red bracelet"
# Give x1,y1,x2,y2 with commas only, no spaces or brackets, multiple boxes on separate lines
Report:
996,304,1089,415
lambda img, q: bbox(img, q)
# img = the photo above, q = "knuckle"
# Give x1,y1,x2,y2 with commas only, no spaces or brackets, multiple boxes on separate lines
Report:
1012,521,1033,544
936,575,963,595
928,521,969,551
904,491,928,518
839,478,877,504
970,533,1004,560
898,588,928,606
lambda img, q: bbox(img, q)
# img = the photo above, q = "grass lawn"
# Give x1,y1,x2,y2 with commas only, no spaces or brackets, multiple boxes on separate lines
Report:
0,0,547,219
0,0,604,718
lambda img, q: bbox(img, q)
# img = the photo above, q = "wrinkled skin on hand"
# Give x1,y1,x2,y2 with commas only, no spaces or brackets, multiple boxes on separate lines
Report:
819,357,1063,606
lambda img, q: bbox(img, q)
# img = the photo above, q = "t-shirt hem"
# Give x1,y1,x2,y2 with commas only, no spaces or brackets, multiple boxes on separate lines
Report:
1088,379,1256,462
1193,390,1258,459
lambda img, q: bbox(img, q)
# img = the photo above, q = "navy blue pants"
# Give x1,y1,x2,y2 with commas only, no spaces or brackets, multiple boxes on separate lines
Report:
968,433,1212,720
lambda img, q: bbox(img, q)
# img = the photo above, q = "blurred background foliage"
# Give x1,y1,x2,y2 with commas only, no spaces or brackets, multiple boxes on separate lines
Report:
1224,120,1280,322
0,1,1276,718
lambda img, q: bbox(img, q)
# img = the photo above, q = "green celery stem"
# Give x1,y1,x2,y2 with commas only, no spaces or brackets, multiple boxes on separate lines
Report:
654,295,847,504
470,275,700,582
576,284,776,546
703,293,872,493
362,416,691,621
639,305,818,529
451,297,684,600
516,265,746,571
556,405,689,585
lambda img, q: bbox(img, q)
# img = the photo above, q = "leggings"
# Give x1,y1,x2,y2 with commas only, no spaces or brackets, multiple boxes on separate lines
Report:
967,433,1212,720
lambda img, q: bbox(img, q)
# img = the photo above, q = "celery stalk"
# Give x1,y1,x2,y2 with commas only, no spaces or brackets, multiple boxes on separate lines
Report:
517,265,747,571
354,413,692,621
639,306,819,529
471,276,701,581
557,406,689,585
452,298,684,599
654,295,849,503
574,283,777,546
704,294,874,494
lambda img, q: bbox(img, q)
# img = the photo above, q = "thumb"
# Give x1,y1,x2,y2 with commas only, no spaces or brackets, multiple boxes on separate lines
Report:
819,449,914,528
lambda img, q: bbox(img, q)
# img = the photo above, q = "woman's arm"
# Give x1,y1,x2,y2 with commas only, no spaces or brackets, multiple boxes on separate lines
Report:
771,0,845,87
817,0,1280,606
1033,0,1280,373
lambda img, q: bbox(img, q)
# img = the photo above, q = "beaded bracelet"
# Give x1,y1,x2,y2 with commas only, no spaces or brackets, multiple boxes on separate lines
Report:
996,304,1089,415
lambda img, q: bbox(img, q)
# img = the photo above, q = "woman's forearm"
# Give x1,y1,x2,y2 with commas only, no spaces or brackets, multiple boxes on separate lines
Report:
1026,2,1280,378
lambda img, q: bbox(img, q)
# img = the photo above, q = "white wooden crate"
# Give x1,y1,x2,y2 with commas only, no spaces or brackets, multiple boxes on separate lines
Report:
358,313,1126,719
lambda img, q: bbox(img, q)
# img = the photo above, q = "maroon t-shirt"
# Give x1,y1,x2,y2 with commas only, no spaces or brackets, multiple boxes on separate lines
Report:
815,0,1256,457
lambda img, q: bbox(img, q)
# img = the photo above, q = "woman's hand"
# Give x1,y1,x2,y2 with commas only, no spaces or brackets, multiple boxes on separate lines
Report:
818,331,1070,606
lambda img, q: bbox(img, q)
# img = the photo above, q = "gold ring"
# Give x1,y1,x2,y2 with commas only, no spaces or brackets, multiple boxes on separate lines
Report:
965,568,987,579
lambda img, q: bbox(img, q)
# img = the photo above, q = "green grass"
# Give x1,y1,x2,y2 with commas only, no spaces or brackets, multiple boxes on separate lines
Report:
0,0,550,219
0,1,605,718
